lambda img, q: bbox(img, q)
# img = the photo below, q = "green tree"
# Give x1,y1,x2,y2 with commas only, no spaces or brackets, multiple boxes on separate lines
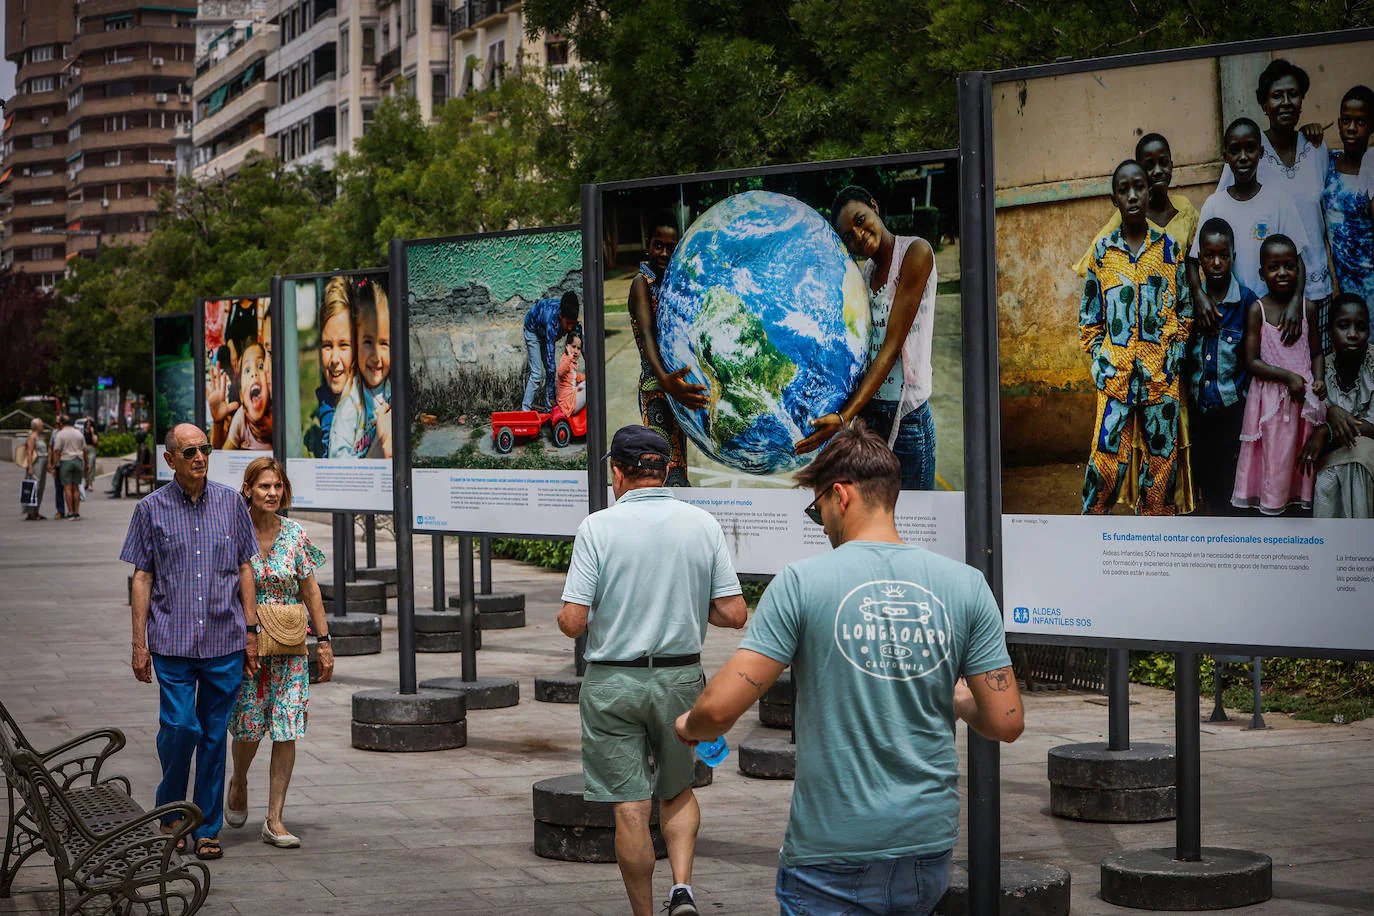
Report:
0,268,55,403
47,155,334,394
321,73,580,266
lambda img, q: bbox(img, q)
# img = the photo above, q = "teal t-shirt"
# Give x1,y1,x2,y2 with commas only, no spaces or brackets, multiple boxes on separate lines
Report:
562,487,742,661
740,541,1012,866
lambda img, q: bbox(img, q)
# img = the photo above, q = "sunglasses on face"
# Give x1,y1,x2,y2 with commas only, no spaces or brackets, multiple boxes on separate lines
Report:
177,444,213,459
803,480,851,526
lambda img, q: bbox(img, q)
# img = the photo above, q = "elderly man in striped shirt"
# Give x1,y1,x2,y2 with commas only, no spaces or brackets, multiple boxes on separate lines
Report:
120,423,260,861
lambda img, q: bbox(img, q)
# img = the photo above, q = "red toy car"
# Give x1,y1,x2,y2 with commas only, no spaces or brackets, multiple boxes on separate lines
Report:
490,405,587,453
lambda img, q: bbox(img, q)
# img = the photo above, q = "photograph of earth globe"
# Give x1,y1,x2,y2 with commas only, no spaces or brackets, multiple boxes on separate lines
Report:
405,229,587,473
599,158,963,490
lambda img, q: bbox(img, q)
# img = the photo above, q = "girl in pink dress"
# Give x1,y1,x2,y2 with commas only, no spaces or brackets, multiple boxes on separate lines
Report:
1232,235,1326,514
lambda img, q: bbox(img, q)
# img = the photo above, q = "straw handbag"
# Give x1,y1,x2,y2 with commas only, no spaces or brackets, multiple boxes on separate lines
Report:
255,603,308,656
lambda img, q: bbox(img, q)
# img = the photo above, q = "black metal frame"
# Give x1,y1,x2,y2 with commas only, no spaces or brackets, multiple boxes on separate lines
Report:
273,267,394,513
585,148,960,562
399,223,588,540
961,28,1374,662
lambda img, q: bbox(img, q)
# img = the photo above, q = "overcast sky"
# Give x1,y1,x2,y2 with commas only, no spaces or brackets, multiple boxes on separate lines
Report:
0,16,16,103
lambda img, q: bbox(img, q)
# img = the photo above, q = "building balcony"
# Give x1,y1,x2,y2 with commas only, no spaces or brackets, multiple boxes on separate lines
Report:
67,194,166,222
194,28,277,98
268,15,337,74
73,26,191,55
8,201,69,221
451,0,511,36
292,136,336,168
4,228,68,248
5,144,71,167
71,160,177,189
5,257,70,277
192,81,276,147
75,0,153,18
7,88,69,115
266,79,337,134
377,47,401,81
2,173,68,196
73,92,191,121
74,57,194,88
75,127,178,154
192,132,277,180
11,58,69,81
6,113,69,140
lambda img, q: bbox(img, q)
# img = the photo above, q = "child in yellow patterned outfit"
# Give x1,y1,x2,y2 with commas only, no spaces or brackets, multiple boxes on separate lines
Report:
1080,161,1194,514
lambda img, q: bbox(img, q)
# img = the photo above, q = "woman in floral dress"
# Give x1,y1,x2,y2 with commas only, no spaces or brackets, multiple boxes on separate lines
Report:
226,457,334,848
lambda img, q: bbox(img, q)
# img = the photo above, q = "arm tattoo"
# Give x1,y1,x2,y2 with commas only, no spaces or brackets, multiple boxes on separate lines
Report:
983,668,1012,692
737,670,765,693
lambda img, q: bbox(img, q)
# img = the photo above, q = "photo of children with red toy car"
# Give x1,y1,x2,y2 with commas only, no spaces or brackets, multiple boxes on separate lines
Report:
406,227,587,472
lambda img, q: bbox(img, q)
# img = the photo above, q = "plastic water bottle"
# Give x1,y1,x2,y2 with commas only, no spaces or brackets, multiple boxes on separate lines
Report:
696,736,730,768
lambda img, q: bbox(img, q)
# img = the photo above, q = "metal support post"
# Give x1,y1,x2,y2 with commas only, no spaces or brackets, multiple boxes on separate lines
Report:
432,534,446,613
1175,651,1201,862
459,533,476,683
479,536,493,595
365,514,377,568
331,513,347,618
1108,648,1131,751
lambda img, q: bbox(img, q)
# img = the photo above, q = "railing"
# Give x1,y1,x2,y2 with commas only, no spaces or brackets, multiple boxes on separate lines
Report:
377,47,401,80
456,0,505,31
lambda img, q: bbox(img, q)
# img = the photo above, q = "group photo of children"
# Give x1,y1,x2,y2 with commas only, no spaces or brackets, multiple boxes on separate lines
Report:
291,272,394,460
995,41,1373,520
204,296,273,452
405,230,588,472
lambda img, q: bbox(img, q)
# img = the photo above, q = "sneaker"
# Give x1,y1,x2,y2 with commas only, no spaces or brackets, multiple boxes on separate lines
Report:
664,888,698,916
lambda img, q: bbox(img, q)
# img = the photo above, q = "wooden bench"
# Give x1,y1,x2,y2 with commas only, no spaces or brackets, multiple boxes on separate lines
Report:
1,701,208,915
126,462,156,497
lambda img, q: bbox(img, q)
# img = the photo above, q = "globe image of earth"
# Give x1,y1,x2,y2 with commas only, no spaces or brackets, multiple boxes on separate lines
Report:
657,190,871,475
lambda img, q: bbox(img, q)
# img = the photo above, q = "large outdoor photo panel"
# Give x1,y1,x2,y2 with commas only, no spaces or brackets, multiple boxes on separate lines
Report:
987,30,1374,655
280,270,393,511
595,153,965,574
152,313,195,482
201,295,274,487
406,227,589,536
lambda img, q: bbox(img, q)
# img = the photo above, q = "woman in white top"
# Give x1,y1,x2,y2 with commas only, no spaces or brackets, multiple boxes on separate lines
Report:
795,185,939,489
1218,58,1334,347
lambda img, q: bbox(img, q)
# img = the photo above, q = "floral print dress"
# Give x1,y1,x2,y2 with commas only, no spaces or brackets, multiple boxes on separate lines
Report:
228,517,325,743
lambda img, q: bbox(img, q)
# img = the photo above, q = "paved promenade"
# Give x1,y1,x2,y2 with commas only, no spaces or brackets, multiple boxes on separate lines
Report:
1,461,1371,914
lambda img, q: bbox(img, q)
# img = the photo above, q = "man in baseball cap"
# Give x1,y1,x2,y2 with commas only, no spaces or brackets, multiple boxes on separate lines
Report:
558,425,747,916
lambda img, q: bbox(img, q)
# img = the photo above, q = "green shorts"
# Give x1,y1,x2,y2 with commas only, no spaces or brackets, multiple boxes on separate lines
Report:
579,662,704,804
58,459,84,487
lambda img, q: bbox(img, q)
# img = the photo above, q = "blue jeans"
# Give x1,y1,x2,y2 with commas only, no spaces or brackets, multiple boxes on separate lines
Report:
151,651,244,839
522,328,547,411
859,399,937,490
777,849,952,916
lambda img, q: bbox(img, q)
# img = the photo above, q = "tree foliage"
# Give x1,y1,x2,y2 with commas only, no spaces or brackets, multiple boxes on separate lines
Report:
0,269,54,405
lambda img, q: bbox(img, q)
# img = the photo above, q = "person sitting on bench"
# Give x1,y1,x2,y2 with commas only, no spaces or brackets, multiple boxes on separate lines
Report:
109,429,153,498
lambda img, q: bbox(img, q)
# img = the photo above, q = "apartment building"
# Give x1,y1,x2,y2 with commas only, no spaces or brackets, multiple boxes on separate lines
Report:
374,0,446,118
2,0,195,287
451,0,574,98
191,0,276,178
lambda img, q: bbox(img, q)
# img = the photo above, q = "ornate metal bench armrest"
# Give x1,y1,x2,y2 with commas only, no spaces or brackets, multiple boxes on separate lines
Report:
73,802,203,880
36,728,127,789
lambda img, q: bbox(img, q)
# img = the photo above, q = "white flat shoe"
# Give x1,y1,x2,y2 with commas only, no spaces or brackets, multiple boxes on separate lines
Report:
225,807,248,829
261,821,300,849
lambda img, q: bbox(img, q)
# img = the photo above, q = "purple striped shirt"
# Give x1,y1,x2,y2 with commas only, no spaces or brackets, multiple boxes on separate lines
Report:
120,478,259,658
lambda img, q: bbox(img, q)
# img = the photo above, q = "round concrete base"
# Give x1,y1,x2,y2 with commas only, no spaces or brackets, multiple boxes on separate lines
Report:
1048,742,1176,822
325,596,387,616
1100,847,1271,910
739,738,795,780
413,612,481,653
331,633,382,656
421,675,520,709
936,860,1072,915
534,675,582,704
532,775,667,863
325,614,382,657
451,593,526,628
693,758,713,788
350,688,467,752
355,565,398,585
322,578,387,601
759,702,792,729
351,720,466,752
533,820,667,864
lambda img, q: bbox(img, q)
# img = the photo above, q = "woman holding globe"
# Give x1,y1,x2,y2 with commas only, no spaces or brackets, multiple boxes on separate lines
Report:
794,186,939,490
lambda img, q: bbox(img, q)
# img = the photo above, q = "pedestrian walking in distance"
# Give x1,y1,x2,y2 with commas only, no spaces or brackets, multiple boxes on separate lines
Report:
676,421,1024,916
120,423,261,862
51,415,87,520
559,425,747,916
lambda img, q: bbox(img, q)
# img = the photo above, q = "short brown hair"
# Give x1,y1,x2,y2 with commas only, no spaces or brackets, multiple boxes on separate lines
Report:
241,456,292,509
795,420,900,510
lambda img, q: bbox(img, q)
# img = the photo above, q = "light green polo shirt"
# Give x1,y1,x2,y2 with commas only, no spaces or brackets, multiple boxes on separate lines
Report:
562,487,741,662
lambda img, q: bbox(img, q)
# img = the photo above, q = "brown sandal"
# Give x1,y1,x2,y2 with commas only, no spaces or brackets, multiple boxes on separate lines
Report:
194,837,223,860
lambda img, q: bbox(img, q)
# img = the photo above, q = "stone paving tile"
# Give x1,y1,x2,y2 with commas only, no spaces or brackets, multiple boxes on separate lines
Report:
2,463,1372,913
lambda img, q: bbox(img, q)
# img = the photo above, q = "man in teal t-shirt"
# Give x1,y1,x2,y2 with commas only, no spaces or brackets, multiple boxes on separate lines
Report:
675,422,1023,916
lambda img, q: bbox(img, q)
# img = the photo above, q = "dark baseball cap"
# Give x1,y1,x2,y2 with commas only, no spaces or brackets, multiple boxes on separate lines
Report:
607,425,670,467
